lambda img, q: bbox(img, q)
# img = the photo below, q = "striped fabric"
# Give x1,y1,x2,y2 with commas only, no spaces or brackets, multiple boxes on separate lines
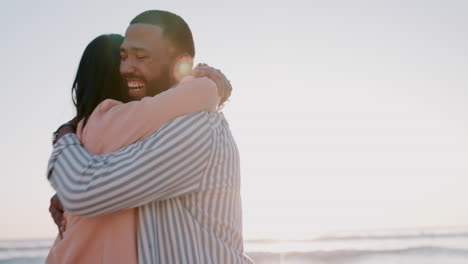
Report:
48,112,254,264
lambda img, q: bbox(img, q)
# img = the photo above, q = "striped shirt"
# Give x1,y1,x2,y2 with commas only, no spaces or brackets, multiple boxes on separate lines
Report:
48,112,254,264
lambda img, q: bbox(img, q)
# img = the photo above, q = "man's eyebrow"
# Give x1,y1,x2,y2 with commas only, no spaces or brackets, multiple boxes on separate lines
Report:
120,46,148,53
132,47,148,53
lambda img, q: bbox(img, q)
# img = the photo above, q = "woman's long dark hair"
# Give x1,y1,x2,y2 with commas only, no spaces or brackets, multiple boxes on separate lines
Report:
72,34,128,126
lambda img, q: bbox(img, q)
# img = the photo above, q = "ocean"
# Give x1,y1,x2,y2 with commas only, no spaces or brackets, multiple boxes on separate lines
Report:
1,227,468,264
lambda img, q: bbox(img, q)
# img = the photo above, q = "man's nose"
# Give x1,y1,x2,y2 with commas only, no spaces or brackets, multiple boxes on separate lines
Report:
120,59,136,76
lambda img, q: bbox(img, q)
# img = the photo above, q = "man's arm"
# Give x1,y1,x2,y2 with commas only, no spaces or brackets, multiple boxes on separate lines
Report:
48,112,214,217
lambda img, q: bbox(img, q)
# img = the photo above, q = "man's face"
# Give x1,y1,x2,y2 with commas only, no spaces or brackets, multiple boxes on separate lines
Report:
120,24,174,100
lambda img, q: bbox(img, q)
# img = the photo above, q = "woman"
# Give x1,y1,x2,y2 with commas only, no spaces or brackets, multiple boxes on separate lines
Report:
47,34,230,263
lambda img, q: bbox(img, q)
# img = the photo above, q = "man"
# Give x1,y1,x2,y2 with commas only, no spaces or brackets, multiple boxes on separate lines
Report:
48,10,253,264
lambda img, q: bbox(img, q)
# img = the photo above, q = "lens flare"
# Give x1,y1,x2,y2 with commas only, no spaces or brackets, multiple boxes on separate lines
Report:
174,57,193,82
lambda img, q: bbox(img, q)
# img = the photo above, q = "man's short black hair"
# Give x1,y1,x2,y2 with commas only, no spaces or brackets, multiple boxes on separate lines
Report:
130,10,195,57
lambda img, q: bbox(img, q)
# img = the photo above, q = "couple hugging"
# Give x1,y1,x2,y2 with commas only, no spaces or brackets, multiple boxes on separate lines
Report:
46,10,253,264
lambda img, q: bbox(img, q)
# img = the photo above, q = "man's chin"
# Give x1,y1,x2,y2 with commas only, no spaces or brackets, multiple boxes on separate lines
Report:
128,87,147,100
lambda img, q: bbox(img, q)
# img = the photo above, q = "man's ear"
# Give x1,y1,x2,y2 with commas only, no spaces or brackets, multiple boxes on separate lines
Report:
172,54,194,82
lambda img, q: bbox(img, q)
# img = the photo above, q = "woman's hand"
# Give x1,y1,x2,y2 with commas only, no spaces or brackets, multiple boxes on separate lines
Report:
192,63,232,108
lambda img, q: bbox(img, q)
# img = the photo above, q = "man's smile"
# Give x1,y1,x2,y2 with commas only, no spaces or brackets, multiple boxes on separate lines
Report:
128,80,144,89
126,79,147,99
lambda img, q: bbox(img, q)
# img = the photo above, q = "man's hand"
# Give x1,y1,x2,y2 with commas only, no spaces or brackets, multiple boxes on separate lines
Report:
49,194,66,238
52,117,77,146
192,63,232,108
49,119,77,179
55,125,75,142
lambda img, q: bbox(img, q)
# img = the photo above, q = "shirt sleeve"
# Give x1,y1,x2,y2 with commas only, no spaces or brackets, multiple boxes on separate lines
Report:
48,112,215,217
84,76,218,154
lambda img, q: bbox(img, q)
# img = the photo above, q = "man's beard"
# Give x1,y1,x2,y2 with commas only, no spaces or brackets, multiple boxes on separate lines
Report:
147,65,174,97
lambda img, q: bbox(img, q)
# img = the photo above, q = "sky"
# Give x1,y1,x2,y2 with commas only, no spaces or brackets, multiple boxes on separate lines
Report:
0,0,467,240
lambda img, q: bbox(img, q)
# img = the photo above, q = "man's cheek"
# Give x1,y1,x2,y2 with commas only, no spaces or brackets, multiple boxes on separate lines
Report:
145,62,162,82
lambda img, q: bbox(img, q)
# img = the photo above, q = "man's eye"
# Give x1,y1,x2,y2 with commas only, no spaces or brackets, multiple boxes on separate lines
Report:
120,54,127,60
136,54,148,59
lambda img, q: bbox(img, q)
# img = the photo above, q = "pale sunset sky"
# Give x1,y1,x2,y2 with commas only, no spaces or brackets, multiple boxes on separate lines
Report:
0,0,467,240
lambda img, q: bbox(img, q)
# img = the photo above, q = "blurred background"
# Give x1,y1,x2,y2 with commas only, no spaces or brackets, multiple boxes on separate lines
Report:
1,0,467,263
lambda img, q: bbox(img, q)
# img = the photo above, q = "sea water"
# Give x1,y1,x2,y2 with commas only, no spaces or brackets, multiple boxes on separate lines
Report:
1,227,468,264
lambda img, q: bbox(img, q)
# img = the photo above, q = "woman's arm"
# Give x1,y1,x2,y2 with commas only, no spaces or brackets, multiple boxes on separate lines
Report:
81,76,219,154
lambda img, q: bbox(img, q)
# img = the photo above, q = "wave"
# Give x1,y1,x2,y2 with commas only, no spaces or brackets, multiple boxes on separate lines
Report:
316,226,468,242
247,246,468,261
305,246,468,257
0,240,52,261
247,226,468,243
0,239,53,250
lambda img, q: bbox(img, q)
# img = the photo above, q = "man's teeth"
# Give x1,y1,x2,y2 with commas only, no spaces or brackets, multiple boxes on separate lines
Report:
128,81,144,89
